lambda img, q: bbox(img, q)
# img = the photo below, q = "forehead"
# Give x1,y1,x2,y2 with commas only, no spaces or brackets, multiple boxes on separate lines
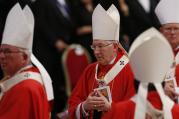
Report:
92,39,111,44
0,44,19,50
162,23,179,28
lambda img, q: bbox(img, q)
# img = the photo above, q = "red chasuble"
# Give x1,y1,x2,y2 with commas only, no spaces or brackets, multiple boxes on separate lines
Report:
0,66,50,119
175,64,179,86
112,91,179,119
68,51,135,119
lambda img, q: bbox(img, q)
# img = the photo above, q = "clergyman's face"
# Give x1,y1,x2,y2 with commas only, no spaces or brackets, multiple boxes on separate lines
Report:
91,40,117,65
160,23,179,50
0,44,26,76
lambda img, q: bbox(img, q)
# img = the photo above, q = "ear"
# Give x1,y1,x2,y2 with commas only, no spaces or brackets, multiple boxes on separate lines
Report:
21,52,29,64
23,52,28,59
113,43,118,51
159,26,163,32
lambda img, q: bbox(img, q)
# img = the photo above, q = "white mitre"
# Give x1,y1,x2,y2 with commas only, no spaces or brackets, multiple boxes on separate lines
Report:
155,0,179,24
92,4,120,41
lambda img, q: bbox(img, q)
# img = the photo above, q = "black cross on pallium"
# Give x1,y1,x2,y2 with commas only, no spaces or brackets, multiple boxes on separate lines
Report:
120,61,125,65
24,73,30,78
99,81,105,86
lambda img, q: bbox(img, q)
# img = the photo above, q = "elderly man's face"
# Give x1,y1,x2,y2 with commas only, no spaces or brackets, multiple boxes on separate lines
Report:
0,44,26,76
160,23,179,50
91,40,117,65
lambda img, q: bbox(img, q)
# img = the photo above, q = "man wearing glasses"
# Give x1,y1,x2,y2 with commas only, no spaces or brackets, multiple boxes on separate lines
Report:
68,4,135,119
155,0,179,103
0,3,53,119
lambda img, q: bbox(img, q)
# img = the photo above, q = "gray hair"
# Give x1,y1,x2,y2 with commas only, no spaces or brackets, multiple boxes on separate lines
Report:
18,47,32,64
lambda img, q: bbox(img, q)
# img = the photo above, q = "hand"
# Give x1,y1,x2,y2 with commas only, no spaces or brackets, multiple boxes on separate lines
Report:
55,40,68,52
83,91,111,112
119,0,129,16
77,26,92,35
83,91,97,111
94,91,111,112
164,81,179,100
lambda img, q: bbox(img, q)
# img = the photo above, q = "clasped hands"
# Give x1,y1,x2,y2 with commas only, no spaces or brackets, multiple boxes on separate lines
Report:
83,90,111,112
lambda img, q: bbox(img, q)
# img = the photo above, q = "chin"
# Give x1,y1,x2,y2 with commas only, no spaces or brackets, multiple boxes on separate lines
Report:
98,61,108,65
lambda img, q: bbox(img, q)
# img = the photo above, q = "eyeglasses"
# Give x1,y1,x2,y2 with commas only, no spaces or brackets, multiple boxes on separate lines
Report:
0,49,23,56
90,43,113,50
163,27,179,33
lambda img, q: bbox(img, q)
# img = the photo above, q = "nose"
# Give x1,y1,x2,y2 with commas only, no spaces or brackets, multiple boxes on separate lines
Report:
93,47,101,54
0,51,6,60
171,29,176,34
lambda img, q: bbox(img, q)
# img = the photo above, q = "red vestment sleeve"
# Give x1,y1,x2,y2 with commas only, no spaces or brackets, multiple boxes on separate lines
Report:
0,80,50,119
175,64,179,86
68,64,92,119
